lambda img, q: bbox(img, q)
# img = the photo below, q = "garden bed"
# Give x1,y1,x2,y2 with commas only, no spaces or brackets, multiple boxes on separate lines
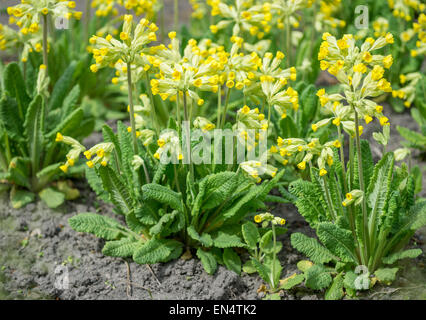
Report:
1,108,424,300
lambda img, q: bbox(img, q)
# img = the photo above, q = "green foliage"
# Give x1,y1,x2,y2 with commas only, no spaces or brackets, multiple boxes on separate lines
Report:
287,143,425,298
68,122,286,273
0,62,94,208
397,125,426,154
241,220,286,293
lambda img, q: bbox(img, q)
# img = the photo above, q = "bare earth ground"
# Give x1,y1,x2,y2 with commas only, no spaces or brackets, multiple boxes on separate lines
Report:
0,1,425,300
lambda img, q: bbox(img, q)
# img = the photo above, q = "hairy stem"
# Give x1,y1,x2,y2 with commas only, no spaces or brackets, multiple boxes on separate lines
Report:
271,223,277,290
285,16,291,67
176,92,181,135
221,87,231,129
145,72,160,135
84,0,91,44
216,85,222,128
322,176,337,221
174,0,179,31
42,14,48,71
353,107,370,263
183,92,194,188
127,63,138,154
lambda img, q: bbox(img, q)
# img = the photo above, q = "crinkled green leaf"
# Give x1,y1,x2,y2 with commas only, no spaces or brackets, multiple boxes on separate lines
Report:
196,248,217,275
291,232,338,264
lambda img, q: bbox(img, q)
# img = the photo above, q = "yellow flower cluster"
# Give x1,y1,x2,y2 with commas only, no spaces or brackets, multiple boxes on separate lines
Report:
154,130,183,162
209,0,273,37
92,0,158,18
394,72,422,107
409,13,426,57
254,212,286,226
84,143,115,168
372,18,389,38
240,159,277,183
0,23,43,62
89,15,158,72
190,0,209,20
193,117,216,132
234,105,268,150
55,133,86,173
269,137,339,176
316,0,346,31
388,0,425,22
319,33,394,100
7,0,82,32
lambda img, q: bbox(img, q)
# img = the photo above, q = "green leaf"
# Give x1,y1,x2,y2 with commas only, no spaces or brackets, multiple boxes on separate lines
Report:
279,273,305,290
142,184,184,213
192,171,239,216
134,204,158,226
133,238,183,265
289,179,327,227
374,267,399,283
397,125,426,150
39,188,65,208
8,157,31,189
382,249,422,264
85,167,109,201
61,85,80,116
213,231,246,248
102,238,140,258
343,271,357,290
99,166,133,214
125,210,146,234
4,62,30,120
49,61,77,110
300,84,318,132
317,222,357,263
408,201,426,231
46,107,84,140
0,96,24,141
353,140,374,190
149,210,184,237
69,213,127,240
196,248,218,275
279,115,299,138
367,152,394,234
187,225,213,247
259,230,274,254
242,221,260,249
251,258,271,285
223,248,241,275
325,273,344,300
36,163,60,181
24,95,44,174
304,264,332,290
10,189,35,209
242,260,257,274
291,232,338,264
297,260,314,272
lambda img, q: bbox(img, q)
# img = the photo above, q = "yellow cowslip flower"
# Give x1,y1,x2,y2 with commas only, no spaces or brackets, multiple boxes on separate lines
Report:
319,168,327,176
333,140,341,148
371,65,384,81
55,132,64,142
353,63,367,74
297,161,306,170
254,215,262,223
379,116,389,126
364,115,373,124
383,55,393,69
362,51,373,63
385,32,394,43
